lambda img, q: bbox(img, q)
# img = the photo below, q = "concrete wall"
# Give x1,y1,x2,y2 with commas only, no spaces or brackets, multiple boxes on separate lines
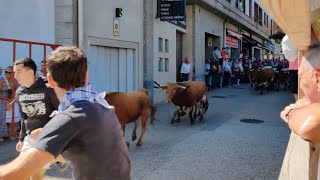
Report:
193,5,224,81
81,0,144,91
0,0,55,70
153,1,187,104
55,0,78,45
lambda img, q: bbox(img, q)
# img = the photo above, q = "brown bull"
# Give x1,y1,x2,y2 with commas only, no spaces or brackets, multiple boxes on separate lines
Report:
274,68,289,91
250,67,275,95
154,81,208,124
104,88,157,148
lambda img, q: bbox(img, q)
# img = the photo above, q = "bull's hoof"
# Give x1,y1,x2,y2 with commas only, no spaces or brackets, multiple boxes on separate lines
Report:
200,116,204,122
171,121,175,124
136,142,142,148
190,121,195,125
126,141,130,149
132,135,137,141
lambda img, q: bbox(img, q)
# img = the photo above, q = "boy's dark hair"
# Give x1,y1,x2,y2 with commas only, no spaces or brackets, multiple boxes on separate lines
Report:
47,46,87,90
214,46,218,50
14,57,37,75
222,47,226,50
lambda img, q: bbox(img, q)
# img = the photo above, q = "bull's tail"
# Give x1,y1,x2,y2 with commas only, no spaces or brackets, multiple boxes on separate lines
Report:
150,104,157,124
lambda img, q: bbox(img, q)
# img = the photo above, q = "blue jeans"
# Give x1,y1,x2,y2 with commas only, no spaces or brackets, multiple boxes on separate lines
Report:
219,75,223,88
205,74,212,87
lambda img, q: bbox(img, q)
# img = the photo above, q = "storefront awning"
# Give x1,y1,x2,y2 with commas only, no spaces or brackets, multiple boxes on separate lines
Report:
242,34,273,51
227,29,242,39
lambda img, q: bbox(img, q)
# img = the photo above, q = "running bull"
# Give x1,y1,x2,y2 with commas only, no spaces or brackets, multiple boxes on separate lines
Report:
154,81,209,124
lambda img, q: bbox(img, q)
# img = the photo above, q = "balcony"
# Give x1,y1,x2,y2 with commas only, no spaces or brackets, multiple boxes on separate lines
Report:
187,0,271,39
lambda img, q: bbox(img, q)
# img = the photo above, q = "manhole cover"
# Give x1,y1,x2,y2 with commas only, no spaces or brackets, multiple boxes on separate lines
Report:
211,96,226,98
240,119,264,124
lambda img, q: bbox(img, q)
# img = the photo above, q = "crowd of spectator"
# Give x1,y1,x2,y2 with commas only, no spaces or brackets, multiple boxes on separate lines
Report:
205,47,290,90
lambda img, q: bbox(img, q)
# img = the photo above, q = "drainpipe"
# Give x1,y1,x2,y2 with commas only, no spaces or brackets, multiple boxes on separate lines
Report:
223,18,229,48
192,4,195,80
78,0,83,49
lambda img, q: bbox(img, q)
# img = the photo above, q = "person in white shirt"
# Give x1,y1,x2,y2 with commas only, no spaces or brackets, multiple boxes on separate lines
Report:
222,61,232,87
180,58,191,81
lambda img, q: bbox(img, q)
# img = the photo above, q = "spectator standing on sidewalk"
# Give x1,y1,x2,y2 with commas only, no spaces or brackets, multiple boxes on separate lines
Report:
213,46,224,88
180,58,191,81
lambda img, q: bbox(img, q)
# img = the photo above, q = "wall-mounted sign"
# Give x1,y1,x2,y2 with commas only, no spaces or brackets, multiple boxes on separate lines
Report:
168,20,186,29
158,0,186,21
113,18,120,36
208,37,213,46
226,36,238,48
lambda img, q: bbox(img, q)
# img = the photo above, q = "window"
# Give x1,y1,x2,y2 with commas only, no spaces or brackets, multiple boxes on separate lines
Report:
165,39,169,53
254,3,259,22
165,58,169,72
271,19,273,34
236,0,245,12
249,0,252,18
158,38,163,52
266,15,269,27
254,3,263,26
258,7,262,26
158,58,163,72
264,13,268,27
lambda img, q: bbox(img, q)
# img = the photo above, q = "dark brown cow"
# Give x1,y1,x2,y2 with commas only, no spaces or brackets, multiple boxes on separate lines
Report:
154,81,208,124
250,67,275,95
104,88,157,148
274,68,289,91
173,94,209,123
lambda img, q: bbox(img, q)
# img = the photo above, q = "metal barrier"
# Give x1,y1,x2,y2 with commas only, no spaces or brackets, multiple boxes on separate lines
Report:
0,37,60,139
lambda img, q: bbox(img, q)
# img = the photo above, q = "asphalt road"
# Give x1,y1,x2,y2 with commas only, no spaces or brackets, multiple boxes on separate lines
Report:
0,83,293,180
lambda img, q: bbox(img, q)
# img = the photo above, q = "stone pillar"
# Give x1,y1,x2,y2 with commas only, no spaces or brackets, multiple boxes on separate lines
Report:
143,0,154,102
54,0,78,45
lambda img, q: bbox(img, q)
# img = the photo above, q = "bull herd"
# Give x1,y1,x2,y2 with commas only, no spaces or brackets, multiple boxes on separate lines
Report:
104,67,288,148
249,66,290,95
103,81,209,148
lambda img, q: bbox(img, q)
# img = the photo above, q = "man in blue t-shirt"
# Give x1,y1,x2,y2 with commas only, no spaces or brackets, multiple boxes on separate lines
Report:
0,46,131,180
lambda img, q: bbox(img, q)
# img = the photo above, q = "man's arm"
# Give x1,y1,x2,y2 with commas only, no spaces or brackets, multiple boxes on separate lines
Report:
48,88,60,110
18,103,27,142
281,102,320,144
0,148,54,180
213,52,218,61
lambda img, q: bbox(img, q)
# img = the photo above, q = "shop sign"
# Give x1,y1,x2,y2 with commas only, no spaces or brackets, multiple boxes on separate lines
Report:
226,36,238,48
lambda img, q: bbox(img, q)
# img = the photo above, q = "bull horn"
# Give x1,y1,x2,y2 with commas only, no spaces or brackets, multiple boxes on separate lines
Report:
154,81,164,89
154,81,161,87
159,85,167,89
177,85,187,89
